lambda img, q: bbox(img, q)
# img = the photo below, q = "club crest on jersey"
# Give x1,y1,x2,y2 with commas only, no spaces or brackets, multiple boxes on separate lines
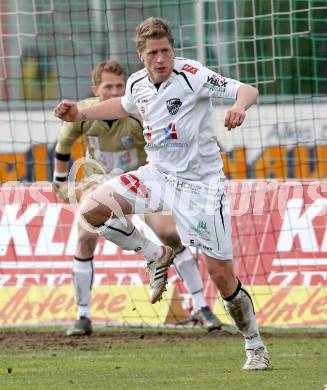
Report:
166,98,182,115
182,64,198,74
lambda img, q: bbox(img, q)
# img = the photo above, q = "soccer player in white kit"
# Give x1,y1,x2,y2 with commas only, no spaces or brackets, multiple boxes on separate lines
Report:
54,17,269,371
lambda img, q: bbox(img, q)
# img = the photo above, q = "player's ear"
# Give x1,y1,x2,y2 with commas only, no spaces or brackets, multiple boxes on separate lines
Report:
137,51,144,62
92,85,98,97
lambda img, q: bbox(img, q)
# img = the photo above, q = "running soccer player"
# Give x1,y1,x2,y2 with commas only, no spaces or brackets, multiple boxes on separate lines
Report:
54,18,269,370
53,59,221,336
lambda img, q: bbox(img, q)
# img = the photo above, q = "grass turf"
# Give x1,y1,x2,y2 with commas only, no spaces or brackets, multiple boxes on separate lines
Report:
0,327,326,390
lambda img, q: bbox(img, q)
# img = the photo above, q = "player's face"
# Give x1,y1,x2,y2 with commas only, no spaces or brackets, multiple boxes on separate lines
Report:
92,72,125,101
138,37,174,84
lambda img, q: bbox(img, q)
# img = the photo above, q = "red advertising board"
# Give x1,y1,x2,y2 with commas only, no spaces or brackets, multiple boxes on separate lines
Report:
0,181,326,326
0,181,326,287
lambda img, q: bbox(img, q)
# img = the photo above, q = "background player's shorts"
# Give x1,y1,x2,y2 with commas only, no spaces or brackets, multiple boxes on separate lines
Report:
108,164,233,260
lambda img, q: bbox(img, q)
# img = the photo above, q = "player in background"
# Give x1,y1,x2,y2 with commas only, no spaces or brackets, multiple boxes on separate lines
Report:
53,59,222,336
54,18,269,370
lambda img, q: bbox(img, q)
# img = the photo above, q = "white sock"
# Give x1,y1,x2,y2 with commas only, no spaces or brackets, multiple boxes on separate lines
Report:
73,257,93,319
192,291,207,311
100,218,163,262
223,280,263,350
174,247,206,310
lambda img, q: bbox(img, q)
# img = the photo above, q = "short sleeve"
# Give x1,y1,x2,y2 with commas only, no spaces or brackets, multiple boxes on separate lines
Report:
195,64,243,99
121,76,139,114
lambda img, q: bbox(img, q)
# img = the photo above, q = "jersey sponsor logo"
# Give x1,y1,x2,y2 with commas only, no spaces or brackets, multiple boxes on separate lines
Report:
120,135,134,149
146,123,189,149
203,74,228,92
182,64,198,74
166,98,182,115
163,122,178,140
119,173,149,198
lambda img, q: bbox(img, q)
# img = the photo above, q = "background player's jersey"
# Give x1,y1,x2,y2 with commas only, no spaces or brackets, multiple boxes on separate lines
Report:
121,58,243,181
56,97,147,176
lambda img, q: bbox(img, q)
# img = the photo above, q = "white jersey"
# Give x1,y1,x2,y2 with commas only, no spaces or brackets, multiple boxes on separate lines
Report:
121,57,243,181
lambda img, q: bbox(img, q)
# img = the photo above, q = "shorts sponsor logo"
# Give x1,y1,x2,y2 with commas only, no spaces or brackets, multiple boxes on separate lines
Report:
203,74,228,92
165,176,201,195
166,98,182,115
120,173,148,198
182,64,198,74
189,221,211,240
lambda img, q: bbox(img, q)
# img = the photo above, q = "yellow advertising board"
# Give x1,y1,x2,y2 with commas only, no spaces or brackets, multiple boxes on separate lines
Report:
0,285,186,326
1,285,326,327
213,286,327,327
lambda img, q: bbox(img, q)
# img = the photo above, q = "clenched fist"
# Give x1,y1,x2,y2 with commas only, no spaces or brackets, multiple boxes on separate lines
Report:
53,100,81,122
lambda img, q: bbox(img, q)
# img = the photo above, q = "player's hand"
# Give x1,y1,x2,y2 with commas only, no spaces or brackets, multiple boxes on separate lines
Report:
53,100,80,122
53,180,82,203
52,180,70,203
224,105,246,131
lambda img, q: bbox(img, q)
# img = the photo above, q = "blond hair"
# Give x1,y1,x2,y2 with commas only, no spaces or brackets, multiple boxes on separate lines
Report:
91,59,126,86
135,17,174,52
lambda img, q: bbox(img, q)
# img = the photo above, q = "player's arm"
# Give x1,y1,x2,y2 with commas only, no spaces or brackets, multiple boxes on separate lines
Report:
224,84,258,130
194,62,258,131
53,121,82,202
54,96,128,122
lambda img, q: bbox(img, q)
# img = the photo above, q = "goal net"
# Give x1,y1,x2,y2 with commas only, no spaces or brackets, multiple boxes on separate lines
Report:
0,0,326,328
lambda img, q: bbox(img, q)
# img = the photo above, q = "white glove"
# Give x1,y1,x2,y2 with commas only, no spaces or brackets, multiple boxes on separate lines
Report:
52,171,70,203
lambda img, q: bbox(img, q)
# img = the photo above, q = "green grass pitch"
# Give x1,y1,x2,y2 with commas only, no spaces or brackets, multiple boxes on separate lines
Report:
0,327,326,390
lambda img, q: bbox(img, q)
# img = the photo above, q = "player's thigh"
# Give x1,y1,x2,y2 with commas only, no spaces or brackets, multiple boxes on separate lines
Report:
145,212,177,237
145,212,182,249
79,181,133,226
108,165,167,215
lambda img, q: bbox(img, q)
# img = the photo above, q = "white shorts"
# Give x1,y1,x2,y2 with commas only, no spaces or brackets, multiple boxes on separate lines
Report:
108,164,233,260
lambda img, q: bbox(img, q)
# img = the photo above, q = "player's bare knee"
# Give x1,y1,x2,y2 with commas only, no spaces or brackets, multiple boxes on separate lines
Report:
156,230,182,251
79,195,114,227
208,270,228,289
